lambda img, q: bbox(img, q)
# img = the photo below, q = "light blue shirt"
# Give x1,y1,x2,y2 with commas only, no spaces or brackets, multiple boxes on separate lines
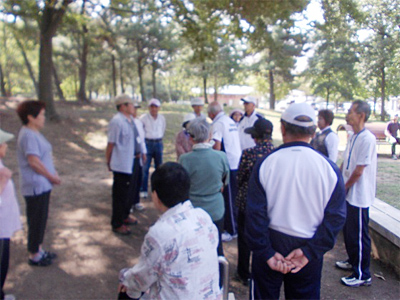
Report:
17,127,56,196
108,112,136,174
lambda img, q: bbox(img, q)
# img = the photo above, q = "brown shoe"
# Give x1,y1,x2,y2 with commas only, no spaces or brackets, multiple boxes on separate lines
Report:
112,225,132,235
123,217,138,225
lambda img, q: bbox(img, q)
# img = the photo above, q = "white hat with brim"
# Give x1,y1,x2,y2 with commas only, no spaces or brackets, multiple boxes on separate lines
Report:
182,113,196,126
148,98,161,107
281,103,316,128
114,94,134,106
241,96,257,105
0,129,14,144
191,98,204,106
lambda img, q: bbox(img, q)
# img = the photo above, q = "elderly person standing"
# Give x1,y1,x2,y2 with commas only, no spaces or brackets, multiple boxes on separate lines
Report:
235,118,274,286
175,114,195,160
106,94,140,235
238,96,263,151
139,99,166,199
189,97,206,119
130,101,147,212
208,101,241,242
16,100,61,267
179,118,230,256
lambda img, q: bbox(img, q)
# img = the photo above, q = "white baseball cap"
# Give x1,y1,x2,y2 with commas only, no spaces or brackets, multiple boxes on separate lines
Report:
0,129,14,144
148,98,161,107
281,103,316,128
241,96,257,105
114,94,134,106
191,98,204,106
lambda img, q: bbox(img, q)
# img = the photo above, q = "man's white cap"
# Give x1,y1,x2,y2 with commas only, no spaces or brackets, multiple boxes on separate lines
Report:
148,98,161,107
183,113,196,125
114,94,134,106
241,96,257,105
191,98,204,106
133,100,141,108
0,129,14,144
281,103,316,128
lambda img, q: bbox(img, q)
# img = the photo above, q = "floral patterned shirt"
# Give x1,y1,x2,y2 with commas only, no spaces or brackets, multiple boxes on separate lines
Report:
120,200,221,300
236,140,274,213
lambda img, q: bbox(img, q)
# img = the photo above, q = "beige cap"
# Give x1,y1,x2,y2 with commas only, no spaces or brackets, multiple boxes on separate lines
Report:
114,94,134,106
0,129,14,144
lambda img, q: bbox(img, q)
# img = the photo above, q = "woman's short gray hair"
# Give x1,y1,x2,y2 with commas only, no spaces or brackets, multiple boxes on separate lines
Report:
188,118,210,143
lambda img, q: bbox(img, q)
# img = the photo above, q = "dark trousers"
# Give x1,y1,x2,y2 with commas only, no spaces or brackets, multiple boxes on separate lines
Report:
251,229,322,300
141,141,163,193
223,169,238,235
25,191,51,253
0,239,10,300
237,210,250,281
391,138,400,155
343,202,371,280
111,161,139,229
213,217,224,257
131,164,142,207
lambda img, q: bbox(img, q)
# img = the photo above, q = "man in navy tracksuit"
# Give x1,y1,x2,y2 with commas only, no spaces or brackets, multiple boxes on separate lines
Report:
245,103,346,299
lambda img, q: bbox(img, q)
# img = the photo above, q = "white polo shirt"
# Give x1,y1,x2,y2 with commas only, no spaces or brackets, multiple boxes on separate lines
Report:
211,112,241,170
139,113,166,140
238,110,263,150
342,129,377,208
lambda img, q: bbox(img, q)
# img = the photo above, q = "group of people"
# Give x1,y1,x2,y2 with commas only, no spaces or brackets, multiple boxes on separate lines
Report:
110,95,379,300
0,96,382,300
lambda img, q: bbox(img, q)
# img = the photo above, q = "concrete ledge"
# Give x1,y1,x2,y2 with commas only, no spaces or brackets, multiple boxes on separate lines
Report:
369,198,400,277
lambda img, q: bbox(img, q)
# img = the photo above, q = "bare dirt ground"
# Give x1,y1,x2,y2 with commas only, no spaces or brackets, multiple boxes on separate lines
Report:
1,100,399,300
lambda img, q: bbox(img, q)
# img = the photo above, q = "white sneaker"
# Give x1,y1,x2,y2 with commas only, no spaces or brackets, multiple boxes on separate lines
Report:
335,260,352,270
5,294,16,300
134,203,145,211
341,276,371,287
392,155,398,160
140,191,148,198
221,232,233,242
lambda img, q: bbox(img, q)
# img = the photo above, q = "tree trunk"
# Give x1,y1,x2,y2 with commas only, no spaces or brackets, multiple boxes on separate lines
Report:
202,64,208,104
269,69,275,110
152,60,157,98
380,66,386,121
38,0,72,121
137,60,145,102
52,62,66,101
214,73,218,102
39,33,58,119
14,35,39,98
77,0,88,102
0,63,6,97
326,87,330,107
111,54,117,97
119,59,125,94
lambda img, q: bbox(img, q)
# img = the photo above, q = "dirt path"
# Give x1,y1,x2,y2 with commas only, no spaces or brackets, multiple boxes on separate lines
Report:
1,100,398,299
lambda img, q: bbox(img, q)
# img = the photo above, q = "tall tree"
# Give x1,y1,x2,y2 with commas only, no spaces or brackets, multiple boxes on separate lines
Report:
306,0,360,107
358,0,400,120
38,0,73,119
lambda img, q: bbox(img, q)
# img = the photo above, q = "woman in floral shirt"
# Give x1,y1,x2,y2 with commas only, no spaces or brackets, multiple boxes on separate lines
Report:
235,118,274,285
